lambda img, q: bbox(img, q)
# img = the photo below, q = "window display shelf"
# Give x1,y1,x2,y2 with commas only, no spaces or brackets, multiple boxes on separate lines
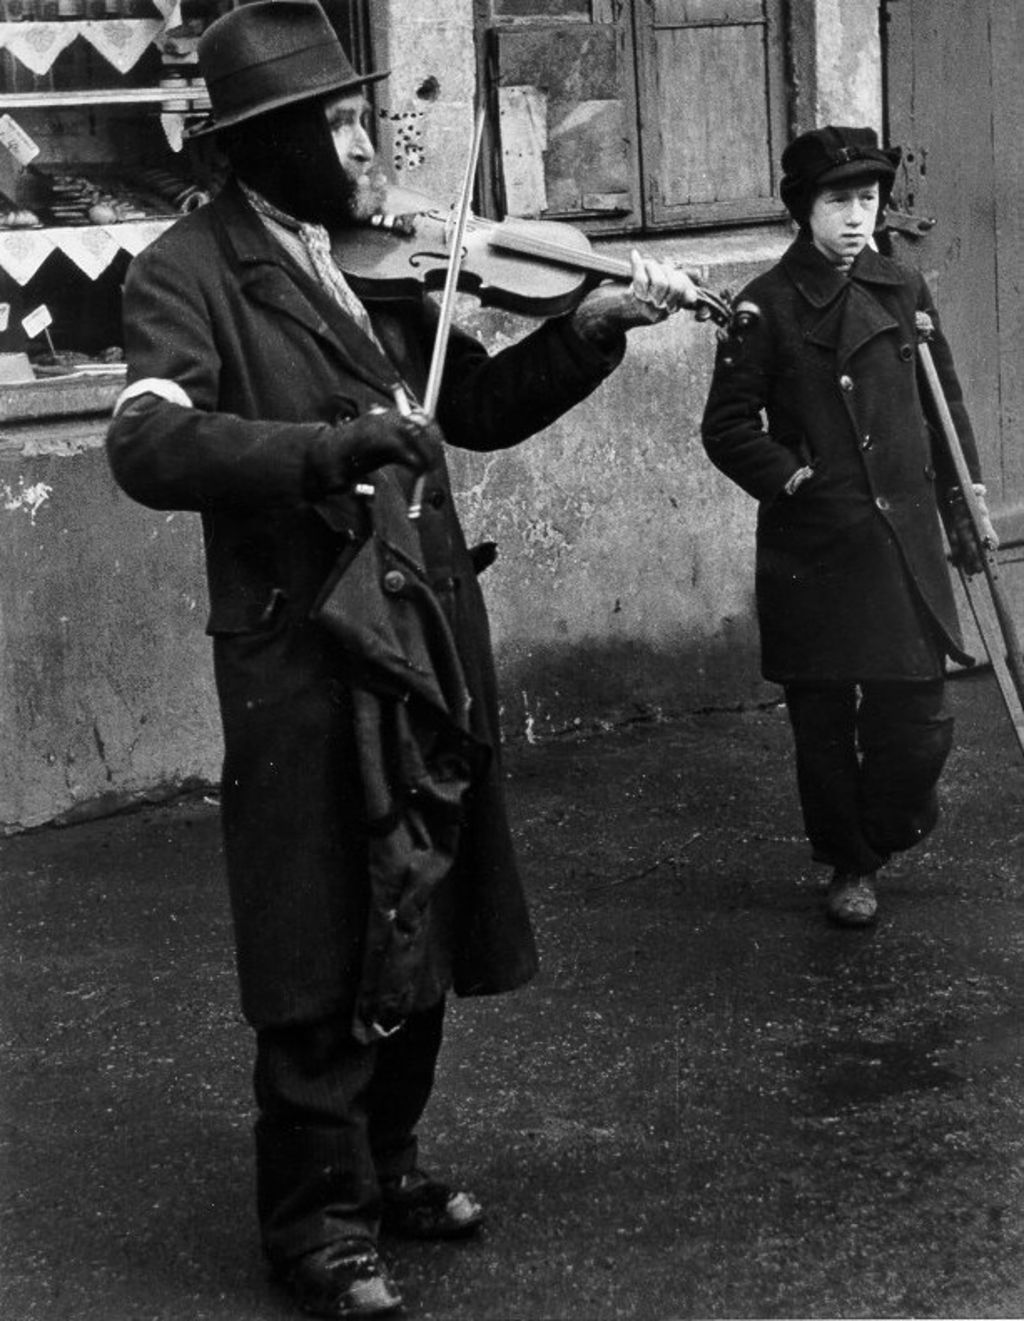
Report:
0,1,211,370
0,85,208,107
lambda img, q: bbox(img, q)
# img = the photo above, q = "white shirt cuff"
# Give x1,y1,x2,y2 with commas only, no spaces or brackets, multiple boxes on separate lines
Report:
112,377,193,418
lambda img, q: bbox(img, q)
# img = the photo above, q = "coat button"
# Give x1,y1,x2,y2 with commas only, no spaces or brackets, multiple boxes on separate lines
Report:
861,433,872,450
382,570,406,594
900,344,914,361
875,496,890,512
328,393,359,425
428,488,446,510
839,374,854,392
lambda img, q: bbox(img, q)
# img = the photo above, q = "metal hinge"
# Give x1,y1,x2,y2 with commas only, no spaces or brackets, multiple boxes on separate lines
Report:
882,207,936,240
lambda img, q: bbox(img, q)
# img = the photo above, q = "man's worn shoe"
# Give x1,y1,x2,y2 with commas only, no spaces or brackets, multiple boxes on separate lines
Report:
826,872,878,927
380,1169,484,1239
280,1240,402,1318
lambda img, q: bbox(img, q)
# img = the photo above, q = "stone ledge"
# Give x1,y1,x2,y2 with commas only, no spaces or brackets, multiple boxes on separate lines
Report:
0,374,120,426
593,221,794,275
0,410,111,456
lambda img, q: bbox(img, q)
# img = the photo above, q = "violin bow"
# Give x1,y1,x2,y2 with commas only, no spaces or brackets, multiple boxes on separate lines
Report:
406,105,487,520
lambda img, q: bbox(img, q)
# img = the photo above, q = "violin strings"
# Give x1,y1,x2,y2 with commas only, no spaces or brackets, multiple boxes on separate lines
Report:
486,224,628,278
370,204,629,281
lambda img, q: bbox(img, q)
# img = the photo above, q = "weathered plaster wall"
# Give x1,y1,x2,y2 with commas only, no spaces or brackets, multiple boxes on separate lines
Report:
369,0,789,742
0,0,868,830
0,428,219,832
0,249,781,832
815,0,883,127
369,3,477,209
449,258,776,741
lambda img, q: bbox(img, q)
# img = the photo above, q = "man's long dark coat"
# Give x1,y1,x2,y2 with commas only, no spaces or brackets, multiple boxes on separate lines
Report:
106,182,622,1028
701,237,980,683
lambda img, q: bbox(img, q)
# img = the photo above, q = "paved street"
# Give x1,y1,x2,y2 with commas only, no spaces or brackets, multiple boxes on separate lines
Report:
2,668,1023,1321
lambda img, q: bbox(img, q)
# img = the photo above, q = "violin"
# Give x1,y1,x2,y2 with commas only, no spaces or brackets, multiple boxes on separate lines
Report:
336,185,758,335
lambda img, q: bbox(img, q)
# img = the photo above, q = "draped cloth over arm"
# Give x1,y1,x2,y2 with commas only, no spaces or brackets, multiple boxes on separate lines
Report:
312,475,489,1043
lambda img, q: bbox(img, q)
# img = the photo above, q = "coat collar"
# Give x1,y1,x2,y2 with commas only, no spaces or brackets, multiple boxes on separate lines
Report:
783,236,902,365
210,179,405,398
780,234,906,308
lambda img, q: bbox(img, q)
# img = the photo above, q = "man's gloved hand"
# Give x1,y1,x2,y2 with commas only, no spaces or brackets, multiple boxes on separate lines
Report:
945,484,1000,576
306,406,440,497
571,250,701,347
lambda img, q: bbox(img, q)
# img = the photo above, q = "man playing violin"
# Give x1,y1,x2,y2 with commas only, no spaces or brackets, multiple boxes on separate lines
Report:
106,3,698,1316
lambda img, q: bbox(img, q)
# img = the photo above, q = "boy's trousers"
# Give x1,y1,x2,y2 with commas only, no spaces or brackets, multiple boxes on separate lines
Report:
783,679,954,876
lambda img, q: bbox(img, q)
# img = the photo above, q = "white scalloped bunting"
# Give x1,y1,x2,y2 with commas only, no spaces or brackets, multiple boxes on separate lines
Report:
105,218,170,255
159,111,184,152
0,22,78,76
81,18,164,74
0,16,174,75
0,227,55,284
47,222,120,279
0,218,173,281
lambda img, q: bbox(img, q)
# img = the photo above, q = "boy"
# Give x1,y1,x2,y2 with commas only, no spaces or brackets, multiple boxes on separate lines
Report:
701,125,997,927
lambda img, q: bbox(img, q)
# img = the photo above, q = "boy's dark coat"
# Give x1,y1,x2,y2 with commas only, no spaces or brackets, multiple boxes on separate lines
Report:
702,237,979,683
106,182,621,1027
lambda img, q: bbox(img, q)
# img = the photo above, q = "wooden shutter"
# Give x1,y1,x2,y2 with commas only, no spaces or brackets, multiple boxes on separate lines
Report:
633,0,789,228
482,4,644,231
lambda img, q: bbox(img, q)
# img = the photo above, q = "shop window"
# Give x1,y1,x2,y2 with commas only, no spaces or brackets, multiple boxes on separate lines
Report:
0,0,370,401
475,0,791,232
0,0,220,388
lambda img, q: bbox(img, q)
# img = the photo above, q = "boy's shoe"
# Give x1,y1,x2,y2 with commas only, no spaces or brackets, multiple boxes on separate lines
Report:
279,1240,402,1318
826,872,878,927
380,1169,484,1239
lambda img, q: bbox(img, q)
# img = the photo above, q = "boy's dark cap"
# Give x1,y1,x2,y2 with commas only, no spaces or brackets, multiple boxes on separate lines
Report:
781,125,901,192
189,0,388,139
779,125,901,224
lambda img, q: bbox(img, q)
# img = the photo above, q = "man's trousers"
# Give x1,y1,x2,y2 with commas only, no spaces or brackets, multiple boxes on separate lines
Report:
253,999,446,1266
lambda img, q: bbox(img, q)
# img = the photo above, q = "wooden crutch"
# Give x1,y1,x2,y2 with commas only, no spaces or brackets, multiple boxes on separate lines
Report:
916,315,1024,760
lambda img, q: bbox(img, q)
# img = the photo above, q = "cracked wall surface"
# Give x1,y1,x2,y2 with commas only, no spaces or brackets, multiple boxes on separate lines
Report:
0,264,774,831
447,272,771,742
0,0,891,829
0,442,219,831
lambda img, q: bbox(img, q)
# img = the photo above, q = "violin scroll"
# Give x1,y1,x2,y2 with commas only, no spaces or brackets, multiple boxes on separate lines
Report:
692,284,761,339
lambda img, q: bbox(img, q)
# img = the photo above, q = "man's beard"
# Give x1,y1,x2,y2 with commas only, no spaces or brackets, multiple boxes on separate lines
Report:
225,103,388,228
337,165,388,226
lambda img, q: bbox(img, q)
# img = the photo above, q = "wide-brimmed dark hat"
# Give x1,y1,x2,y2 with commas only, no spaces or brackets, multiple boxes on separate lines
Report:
190,0,388,139
780,125,901,221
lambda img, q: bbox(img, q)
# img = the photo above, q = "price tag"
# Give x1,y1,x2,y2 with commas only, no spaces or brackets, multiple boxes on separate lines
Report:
0,115,40,167
21,304,53,339
0,304,9,333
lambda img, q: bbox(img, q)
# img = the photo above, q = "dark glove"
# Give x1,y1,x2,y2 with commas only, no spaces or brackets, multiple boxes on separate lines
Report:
305,406,441,499
944,486,999,576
